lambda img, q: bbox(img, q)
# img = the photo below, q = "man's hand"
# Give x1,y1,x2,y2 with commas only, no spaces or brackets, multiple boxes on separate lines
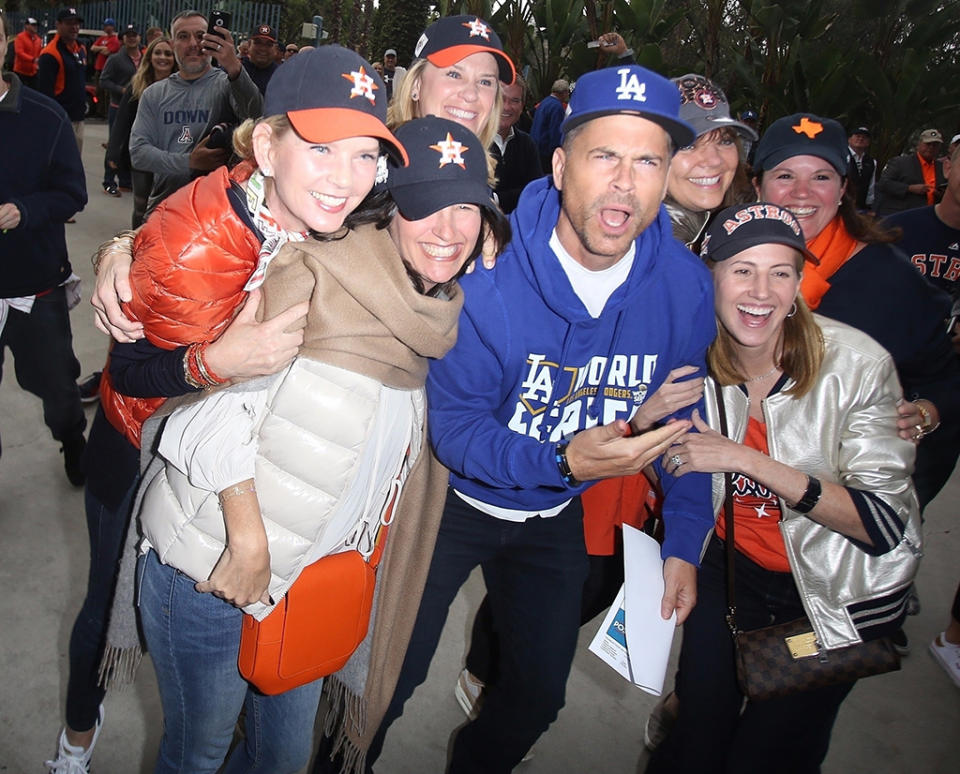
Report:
202,28,241,79
906,183,935,197
204,289,308,380
596,32,628,57
0,202,22,231
565,418,691,481
91,235,144,341
189,136,229,173
661,556,697,624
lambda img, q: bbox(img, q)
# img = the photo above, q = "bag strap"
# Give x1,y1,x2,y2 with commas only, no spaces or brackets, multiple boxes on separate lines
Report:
712,380,740,636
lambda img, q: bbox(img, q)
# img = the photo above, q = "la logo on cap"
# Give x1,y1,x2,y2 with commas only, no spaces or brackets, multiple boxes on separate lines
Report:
430,132,469,169
615,68,647,104
463,18,490,39
793,117,823,139
342,67,378,104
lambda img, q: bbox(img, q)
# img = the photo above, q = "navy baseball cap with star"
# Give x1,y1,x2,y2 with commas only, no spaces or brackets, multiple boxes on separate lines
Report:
57,8,84,23
414,15,515,85
561,65,695,150
385,116,495,221
753,113,849,175
701,202,820,265
264,45,408,165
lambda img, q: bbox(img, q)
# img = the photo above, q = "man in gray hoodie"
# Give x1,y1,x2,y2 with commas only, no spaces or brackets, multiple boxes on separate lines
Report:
130,10,261,215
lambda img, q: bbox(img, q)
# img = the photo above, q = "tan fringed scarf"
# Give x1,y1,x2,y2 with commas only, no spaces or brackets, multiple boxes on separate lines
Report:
801,216,861,310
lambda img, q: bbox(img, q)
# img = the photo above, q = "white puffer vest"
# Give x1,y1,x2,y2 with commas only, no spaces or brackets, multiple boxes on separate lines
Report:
138,357,425,620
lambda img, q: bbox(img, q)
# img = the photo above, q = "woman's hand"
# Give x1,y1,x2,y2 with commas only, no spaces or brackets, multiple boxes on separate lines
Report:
664,409,749,476
91,233,144,342
196,542,272,608
897,398,939,443
630,366,704,433
204,289,308,380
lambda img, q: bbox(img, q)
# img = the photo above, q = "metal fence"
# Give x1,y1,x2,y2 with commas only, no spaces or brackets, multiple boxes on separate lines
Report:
6,1,281,40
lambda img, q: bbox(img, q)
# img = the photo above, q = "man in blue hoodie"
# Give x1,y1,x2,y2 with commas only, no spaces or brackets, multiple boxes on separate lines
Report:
369,65,717,773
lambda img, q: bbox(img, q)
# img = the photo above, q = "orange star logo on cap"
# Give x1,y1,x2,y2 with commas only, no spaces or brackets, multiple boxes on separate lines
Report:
463,18,491,40
430,133,469,169
342,67,378,104
792,117,823,139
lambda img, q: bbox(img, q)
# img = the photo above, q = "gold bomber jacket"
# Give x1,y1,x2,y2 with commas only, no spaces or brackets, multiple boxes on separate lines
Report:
705,315,922,651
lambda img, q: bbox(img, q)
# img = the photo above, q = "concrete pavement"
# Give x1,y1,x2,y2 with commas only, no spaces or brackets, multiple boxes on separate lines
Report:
0,119,957,773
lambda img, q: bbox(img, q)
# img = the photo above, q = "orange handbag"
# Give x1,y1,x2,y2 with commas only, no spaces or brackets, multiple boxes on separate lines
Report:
238,525,388,695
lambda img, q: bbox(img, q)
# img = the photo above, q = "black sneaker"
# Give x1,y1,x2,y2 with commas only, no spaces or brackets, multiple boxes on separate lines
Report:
103,183,121,197
891,628,910,657
61,434,86,487
78,371,103,404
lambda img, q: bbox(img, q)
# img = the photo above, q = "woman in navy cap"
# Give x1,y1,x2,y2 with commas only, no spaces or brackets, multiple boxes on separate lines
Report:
389,14,516,160
646,202,920,773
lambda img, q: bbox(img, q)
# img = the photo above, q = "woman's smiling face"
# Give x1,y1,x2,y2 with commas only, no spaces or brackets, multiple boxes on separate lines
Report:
668,128,740,213
414,52,499,137
756,154,845,242
388,203,482,291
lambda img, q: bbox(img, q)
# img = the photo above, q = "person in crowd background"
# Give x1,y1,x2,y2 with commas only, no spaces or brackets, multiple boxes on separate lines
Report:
105,36,176,229
12,15,41,89
36,7,88,152
129,10,261,217
90,17,120,118
99,24,142,196
382,47,405,100
876,128,947,216
242,23,280,95
529,77,569,170
491,74,542,213
0,12,88,491
847,125,876,211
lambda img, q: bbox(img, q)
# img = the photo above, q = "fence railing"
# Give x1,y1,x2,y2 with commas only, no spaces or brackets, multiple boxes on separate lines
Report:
6,1,281,41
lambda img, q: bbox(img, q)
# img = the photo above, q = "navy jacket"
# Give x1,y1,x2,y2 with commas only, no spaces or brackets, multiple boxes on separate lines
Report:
0,74,87,297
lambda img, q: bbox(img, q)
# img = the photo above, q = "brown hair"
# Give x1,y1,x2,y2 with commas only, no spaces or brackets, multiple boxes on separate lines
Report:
130,37,177,99
707,249,825,398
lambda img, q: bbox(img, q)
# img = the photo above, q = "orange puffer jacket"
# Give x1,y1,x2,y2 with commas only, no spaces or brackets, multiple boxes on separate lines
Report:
101,164,262,448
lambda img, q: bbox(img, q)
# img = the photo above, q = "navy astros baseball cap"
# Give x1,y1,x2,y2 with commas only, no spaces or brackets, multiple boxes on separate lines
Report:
251,24,277,42
701,202,820,265
414,15,515,85
753,113,849,175
561,65,695,149
385,117,495,221
264,45,408,165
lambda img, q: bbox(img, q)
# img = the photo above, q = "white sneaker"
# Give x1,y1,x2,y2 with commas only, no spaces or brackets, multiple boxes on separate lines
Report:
929,633,960,688
455,668,485,720
45,704,104,773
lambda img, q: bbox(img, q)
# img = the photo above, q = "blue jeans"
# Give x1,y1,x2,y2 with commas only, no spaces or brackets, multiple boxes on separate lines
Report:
65,475,138,730
138,550,324,774
0,285,84,454
369,490,589,774
646,537,854,774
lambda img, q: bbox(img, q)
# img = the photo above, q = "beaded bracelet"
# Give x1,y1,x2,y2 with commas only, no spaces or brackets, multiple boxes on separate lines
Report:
218,483,257,503
555,442,580,487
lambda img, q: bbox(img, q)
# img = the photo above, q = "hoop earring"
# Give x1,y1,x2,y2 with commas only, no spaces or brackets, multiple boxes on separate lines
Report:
786,302,798,318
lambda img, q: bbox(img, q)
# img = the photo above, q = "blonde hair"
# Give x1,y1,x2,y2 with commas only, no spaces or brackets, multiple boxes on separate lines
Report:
130,37,177,99
388,58,503,182
707,250,824,398
232,114,293,162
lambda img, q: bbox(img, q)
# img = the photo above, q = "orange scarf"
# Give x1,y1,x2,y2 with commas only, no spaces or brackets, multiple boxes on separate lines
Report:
918,153,937,205
801,216,860,310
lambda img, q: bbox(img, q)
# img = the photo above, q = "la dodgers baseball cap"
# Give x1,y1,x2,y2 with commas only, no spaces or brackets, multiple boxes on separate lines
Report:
560,65,695,149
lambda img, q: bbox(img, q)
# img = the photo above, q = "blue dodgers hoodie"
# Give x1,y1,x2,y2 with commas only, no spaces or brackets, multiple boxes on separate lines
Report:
427,176,717,565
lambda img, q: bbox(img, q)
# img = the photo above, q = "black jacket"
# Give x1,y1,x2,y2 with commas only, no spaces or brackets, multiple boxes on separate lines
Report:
876,152,947,216
491,129,544,214
0,73,87,297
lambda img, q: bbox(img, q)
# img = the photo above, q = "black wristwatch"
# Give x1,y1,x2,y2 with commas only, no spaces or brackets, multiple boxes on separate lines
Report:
555,442,580,487
792,475,822,514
